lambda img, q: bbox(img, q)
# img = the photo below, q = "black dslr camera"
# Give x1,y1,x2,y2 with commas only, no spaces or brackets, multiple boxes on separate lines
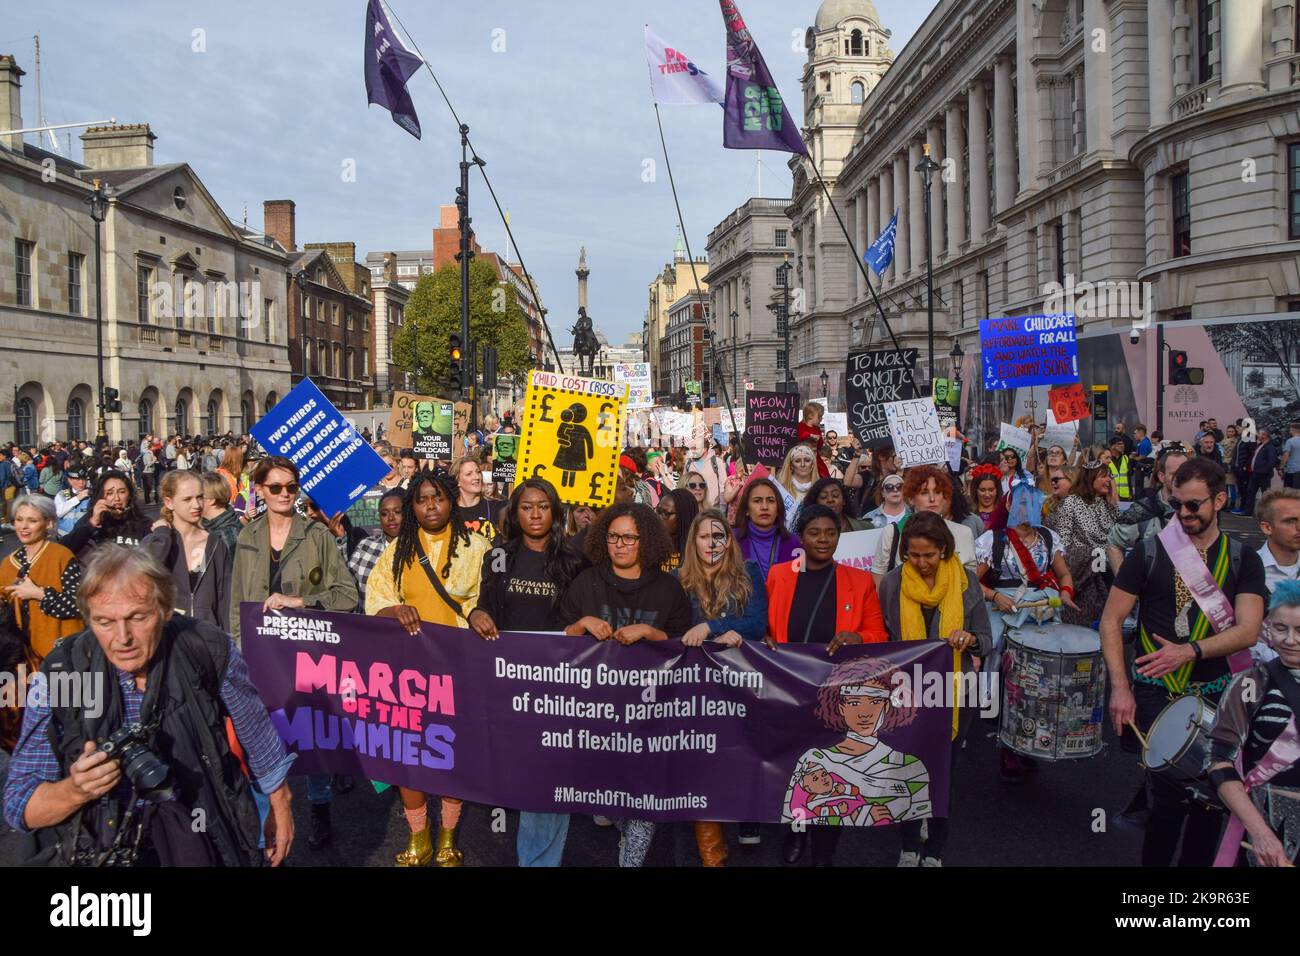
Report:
99,722,173,802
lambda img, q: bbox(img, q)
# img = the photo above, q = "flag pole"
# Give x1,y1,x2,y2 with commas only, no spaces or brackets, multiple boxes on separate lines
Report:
381,0,566,376
801,154,921,400
651,101,741,440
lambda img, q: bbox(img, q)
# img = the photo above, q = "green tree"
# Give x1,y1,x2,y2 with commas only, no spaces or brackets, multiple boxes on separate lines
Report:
393,261,533,398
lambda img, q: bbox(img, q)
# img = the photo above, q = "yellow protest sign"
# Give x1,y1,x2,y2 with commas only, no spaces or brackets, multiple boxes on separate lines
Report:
515,370,627,507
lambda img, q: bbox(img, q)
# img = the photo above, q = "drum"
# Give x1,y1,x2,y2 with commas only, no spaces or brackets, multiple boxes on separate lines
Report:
999,622,1107,761
1141,695,1219,806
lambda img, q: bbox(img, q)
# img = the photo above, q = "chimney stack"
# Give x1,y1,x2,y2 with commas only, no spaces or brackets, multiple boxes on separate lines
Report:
263,199,296,252
80,124,156,169
383,252,398,282
0,55,25,152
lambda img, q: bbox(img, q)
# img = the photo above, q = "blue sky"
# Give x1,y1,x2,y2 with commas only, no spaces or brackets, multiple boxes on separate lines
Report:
3,0,928,346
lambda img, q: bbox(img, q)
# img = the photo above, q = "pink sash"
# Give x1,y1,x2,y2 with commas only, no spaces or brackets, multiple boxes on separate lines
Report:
1157,521,1253,674
1213,714,1300,866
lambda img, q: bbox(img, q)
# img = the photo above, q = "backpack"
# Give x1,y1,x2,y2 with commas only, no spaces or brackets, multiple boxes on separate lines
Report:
1005,478,1046,527
1139,535,1244,590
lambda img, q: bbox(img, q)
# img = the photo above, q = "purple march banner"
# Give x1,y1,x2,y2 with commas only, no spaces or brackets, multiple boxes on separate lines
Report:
241,606,952,825
718,0,808,156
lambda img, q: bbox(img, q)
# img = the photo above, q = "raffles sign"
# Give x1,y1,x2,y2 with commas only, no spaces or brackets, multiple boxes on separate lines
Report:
846,349,919,449
243,607,953,825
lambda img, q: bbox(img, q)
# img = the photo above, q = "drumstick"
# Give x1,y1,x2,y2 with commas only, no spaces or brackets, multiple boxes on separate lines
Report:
1014,597,1063,609
1241,841,1296,866
1126,720,1148,750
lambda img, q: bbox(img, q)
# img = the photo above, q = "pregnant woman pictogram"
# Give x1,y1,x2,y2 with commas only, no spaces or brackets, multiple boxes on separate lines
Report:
553,404,594,488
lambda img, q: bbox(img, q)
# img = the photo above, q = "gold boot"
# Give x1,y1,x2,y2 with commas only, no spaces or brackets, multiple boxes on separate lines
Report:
394,826,433,867
433,825,463,867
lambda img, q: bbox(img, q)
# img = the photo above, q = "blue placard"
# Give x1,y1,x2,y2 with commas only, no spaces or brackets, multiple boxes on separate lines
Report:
250,379,389,517
979,314,1079,391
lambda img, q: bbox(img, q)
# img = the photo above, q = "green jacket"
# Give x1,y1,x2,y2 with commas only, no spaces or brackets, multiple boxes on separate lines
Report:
229,513,359,644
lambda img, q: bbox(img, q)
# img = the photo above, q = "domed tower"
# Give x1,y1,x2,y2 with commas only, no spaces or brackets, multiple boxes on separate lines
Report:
802,0,893,158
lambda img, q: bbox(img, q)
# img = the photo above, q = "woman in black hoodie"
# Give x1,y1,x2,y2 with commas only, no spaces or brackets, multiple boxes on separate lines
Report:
141,470,233,630
59,469,154,558
557,502,693,867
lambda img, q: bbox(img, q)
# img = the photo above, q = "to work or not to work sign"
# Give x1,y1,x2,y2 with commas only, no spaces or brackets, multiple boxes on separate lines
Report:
250,378,389,517
979,314,1079,391
514,370,628,508
883,397,947,468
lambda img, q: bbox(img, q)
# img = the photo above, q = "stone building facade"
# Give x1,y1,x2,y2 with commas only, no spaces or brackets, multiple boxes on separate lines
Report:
1,55,290,444
703,197,794,395
643,233,710,400
786,0,1300,417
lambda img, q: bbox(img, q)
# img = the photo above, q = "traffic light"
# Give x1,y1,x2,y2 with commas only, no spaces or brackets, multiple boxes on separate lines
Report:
1169,349,1204,385
448,334,463,390
482,346,498,391
104,387,122,413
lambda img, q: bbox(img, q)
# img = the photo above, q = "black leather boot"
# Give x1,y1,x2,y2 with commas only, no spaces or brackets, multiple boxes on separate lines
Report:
308,803,332,850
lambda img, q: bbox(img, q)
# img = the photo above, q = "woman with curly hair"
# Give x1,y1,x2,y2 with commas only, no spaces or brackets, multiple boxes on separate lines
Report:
799,477,870,534
59,469,153,557
366,469,492,868
781,654,930,867
558,502,694,867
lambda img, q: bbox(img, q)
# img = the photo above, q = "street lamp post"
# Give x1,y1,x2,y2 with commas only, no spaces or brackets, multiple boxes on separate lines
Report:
85,179,109,444
916,145,941,395
729,308,738,408
294,270,310,381
778,256,794,394
820,368,828,402
949,339,965,434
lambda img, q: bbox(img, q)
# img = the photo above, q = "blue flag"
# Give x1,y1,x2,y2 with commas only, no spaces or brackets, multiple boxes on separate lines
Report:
864,210,898,276
364,0,424,139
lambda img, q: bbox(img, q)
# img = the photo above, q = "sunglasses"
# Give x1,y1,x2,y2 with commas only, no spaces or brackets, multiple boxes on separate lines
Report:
1051,476,1071,485
882,482,903,491
1169,496,1212,513
263,482,300,496
686,482,705,490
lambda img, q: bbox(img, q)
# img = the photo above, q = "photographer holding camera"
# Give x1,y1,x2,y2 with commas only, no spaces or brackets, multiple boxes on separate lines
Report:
2,545,295,866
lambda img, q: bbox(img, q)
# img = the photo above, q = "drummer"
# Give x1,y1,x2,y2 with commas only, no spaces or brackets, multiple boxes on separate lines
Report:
1207,580,1300,867
975,520,1079,781
1099,458,1268,867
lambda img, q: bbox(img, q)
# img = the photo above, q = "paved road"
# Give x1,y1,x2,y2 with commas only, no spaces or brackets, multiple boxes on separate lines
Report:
0,509,1268,867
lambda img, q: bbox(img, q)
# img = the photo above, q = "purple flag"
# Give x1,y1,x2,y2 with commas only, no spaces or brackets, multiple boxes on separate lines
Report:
718,0,807,155
364,0,424,139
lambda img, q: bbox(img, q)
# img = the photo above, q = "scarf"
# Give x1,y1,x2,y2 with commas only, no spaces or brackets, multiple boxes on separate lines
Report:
743,524,788,581
900,556,967,737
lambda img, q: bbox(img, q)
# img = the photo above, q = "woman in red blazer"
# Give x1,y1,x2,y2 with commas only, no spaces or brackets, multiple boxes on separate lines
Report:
766,503,889,648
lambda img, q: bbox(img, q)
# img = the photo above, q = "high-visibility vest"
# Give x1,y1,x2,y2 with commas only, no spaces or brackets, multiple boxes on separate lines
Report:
1108,456,1131,500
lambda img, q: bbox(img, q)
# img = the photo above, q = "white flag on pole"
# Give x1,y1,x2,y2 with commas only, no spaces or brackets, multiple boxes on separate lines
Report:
645,26,724,106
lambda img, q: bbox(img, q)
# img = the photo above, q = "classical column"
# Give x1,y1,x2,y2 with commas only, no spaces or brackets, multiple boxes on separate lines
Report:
1172,0,1192,95
1219,0,1266,101
1267,0,1298,91
894,150,912,278
1036,77,1056,176
1083,0,1113,153
1148,0,1174,126
945,101,966,251
879,168,895,284
854,192,868,301
1072,68,1086,156
993,56,1017,214
1014,0,1041,194
813,202,824,308
908,141,925,277
968,78,990,239
866,179,880,260
926,121,946,258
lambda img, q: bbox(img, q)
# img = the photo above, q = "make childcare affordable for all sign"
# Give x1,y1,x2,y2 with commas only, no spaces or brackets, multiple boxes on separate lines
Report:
979,314,1079,391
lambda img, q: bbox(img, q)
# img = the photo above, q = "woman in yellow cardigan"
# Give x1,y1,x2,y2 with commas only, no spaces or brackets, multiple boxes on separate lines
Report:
366,469,490,867
0,494,83,661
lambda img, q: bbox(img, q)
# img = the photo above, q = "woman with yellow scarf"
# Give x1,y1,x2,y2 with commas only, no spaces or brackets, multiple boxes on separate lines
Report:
875,511,992,867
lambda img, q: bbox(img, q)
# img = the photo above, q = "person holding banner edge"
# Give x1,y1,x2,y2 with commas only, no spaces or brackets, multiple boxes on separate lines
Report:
229,456,359,852
468,478,587,867
366,469,491,867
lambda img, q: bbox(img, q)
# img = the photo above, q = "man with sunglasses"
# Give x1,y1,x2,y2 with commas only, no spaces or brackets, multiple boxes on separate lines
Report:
1100,458,1268,867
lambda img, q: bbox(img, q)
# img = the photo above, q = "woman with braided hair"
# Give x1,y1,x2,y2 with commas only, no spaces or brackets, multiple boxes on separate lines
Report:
366,468,491,867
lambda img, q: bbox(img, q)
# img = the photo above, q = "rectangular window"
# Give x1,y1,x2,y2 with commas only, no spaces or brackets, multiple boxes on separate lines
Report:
264,299,273,343
15,239,34,306
333,303,340,325
1172,171,1192,257
1053,221,1065,285
775,303,788,336
1289,143,1300,241
137,265,153,324
1196,0,1214,86
979,269,990,318
775,267,788,289
362,348,369,378
776,349,787,370
67,253,83,315
775,228,788,248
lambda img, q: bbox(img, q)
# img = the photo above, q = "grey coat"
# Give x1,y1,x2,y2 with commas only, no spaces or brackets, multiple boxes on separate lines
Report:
876,565,994,668
141,525,233,632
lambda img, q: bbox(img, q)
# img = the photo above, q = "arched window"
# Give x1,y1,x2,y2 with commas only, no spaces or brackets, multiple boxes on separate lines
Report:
848,29,865,56
138,398,152,438
851,80,865,104
265,392,278,412
67,398,84,442
174,397,188,436
15,397,34,448
241,399,252,434
206,398,218,436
